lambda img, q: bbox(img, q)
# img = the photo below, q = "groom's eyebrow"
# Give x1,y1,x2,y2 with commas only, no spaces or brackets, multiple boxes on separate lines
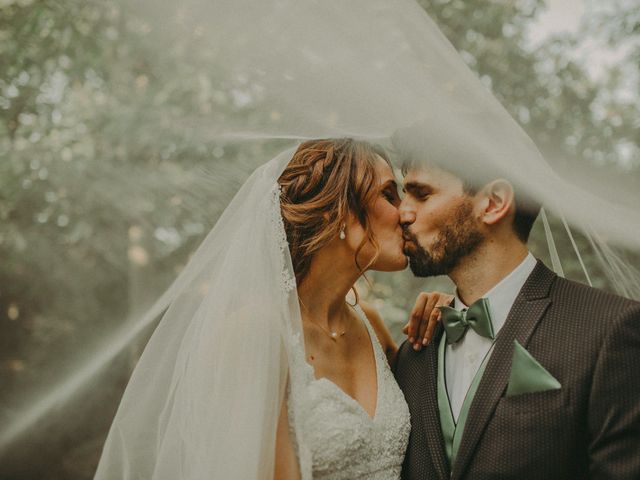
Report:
403,181,433,195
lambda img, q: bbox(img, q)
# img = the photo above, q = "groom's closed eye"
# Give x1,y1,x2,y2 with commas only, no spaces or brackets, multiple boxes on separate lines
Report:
404,182,433,200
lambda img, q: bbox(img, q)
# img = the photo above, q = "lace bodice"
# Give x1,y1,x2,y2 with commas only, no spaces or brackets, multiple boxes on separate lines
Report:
287,305,411,480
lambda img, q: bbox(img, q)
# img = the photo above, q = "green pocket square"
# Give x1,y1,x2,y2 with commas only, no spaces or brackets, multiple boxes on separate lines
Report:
506,340,561,396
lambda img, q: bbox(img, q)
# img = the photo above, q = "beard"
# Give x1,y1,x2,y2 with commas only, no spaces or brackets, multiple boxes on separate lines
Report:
403,200,484,277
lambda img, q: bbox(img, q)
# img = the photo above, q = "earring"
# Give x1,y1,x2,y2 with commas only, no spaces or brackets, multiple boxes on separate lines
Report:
339,224,346,240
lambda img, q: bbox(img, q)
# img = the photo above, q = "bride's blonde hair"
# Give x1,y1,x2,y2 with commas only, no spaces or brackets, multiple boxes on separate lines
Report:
278,138,390,285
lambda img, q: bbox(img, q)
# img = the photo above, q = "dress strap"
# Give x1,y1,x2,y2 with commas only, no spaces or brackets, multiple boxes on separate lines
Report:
352,303,385,365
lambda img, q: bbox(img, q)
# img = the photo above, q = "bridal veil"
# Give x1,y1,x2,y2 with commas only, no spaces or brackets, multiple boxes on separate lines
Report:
2,0,638,478
94,149,313,479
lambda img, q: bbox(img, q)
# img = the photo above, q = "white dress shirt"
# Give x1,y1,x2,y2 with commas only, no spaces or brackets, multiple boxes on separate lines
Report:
445,252,537,421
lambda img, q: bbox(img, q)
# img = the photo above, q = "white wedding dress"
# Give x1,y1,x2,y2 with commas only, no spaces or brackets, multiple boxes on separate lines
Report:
287,304,411,479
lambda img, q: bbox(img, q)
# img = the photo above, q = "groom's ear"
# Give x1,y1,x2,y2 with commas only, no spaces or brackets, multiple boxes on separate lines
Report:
477,179,515,227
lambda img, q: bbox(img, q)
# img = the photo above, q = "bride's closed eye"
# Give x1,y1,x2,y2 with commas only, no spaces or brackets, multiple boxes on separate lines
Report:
382,187,400,206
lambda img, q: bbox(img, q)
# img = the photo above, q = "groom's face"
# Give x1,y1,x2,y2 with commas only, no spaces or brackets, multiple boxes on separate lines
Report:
400,166,484,277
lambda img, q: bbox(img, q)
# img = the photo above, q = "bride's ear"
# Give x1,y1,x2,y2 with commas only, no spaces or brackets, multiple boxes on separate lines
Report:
478,179,515,226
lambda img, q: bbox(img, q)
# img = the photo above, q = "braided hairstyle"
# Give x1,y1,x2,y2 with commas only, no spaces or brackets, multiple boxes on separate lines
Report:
278,138,391,285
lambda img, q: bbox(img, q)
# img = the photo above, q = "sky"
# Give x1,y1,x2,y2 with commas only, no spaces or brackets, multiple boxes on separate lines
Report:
527,0,633,84
528,0,585,45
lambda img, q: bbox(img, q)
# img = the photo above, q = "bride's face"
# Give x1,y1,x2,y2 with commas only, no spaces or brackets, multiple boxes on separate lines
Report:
347,157,407,272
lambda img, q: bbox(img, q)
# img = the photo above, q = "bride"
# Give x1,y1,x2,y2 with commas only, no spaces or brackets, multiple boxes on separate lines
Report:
94,138,449,479
275,138,452,479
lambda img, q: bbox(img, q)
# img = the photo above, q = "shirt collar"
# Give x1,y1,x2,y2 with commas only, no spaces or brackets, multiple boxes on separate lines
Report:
454,252,537,335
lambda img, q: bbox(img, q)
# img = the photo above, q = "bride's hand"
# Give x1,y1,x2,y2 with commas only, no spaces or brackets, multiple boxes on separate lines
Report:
402,291,454,351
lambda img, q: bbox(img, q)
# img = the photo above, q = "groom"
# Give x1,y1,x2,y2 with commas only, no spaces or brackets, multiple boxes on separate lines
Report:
393,158,640,479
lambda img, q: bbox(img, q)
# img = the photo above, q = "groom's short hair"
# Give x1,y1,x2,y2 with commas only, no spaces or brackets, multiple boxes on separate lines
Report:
392,131,541,243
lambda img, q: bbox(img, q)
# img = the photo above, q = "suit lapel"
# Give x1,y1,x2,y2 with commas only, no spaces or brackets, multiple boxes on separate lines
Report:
451,261,556,479
421,322,450,480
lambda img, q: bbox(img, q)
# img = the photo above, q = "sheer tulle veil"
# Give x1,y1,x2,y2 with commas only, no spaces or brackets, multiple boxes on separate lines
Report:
36,0,640,477
96,0,640,480
94,148,315,479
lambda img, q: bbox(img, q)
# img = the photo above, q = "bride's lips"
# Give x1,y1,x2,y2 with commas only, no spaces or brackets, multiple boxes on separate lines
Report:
402,231,417,252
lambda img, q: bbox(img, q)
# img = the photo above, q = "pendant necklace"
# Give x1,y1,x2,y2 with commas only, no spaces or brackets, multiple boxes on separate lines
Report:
299,298,347,341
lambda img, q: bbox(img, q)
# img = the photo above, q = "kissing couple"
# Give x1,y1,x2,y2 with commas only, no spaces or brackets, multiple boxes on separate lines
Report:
95,137,640,480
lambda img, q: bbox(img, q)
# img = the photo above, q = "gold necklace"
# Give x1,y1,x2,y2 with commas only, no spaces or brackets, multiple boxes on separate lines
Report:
313,322,346,340
299,298,348,341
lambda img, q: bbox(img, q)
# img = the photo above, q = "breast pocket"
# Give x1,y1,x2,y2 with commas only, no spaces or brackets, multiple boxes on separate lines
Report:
496,387,571,417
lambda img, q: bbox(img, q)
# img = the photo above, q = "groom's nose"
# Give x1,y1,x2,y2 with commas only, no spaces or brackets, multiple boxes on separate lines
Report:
399,200,416,226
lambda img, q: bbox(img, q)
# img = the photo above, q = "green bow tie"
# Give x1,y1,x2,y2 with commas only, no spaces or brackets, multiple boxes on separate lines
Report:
439,298,495,344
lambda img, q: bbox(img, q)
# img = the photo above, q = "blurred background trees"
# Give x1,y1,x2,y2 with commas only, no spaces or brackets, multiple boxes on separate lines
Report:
1,0,638,477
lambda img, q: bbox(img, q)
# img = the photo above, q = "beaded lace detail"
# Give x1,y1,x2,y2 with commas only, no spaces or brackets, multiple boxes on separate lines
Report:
269,183,296,293
287,305,411,479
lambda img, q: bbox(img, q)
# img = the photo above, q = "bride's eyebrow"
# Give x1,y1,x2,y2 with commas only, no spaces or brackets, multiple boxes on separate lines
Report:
381,179,398,190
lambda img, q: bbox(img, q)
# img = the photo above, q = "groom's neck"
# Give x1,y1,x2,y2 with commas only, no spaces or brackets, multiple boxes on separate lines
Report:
450,239,529,306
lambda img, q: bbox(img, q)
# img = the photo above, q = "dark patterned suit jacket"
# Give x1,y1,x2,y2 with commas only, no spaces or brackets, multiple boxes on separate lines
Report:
394,260,640,480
